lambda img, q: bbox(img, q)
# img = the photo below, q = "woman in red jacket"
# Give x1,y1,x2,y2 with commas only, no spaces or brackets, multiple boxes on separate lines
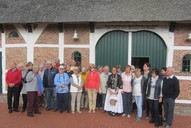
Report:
6,63,22,113
85,64,100,113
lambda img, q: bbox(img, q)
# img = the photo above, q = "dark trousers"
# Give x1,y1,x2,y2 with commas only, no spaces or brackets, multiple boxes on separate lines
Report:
163,98,175,126
159,102,163,116
149,99,159,125
7,86,20,110
22,94,27,110
122,92,132,114
27,91,39,114
57,93,69,111
96,93,102,108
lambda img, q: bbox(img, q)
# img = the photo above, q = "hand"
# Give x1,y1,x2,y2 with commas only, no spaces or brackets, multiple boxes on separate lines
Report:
109,89,113,95
61,84,65,88
159,97,162,103
78,86,82,91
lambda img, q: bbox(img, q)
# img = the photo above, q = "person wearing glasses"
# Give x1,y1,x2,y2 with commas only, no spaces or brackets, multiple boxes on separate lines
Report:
85,64,100,113
54,65,70,113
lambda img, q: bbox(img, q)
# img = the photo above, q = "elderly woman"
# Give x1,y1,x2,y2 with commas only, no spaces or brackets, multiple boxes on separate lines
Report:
26,62,41,117
104,67,123,116
85,64,100,113
54,65,70,113
70,67,83,114
146,68,163,127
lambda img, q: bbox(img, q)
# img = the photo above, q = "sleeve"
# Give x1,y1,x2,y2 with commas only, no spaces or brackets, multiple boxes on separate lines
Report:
85,72,90,89
107,76,112,89
65,73,70,86
26,71,34,83
96,73,100,91
6,71,11,85
70,77,78,88
173,77,180,99
160,80,163,97
14,70,22,85
54,74,61,87
43,70,46,87
117,75,123,89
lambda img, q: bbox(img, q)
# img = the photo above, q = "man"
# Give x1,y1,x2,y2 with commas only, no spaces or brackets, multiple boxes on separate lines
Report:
99,65,110,110
43,61,58,111
162,67,180,128
53,58,60,70
6,63,22,113
97,65,103,109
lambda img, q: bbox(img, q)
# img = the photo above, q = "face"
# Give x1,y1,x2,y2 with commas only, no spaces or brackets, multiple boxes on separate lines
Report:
74,69,79,75
143,64,149,71
46,64,52,69
90,66,95,72
98,67,103,73
71,60,76,66
28,65,33,70
135,70,141,77
161,69,166,76
66,65,71,71
112,67,117,74
103,67,109,74
10,63,16,69
54,59,60,65
151,71,157,78
166,68,173,77
59,68,65,74
125,67,131,74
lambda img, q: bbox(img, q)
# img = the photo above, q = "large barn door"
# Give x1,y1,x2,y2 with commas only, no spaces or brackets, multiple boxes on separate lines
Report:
96,31,129,70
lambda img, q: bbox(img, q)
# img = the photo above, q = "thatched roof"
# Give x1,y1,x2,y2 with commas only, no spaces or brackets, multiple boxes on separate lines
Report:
0,0,191,23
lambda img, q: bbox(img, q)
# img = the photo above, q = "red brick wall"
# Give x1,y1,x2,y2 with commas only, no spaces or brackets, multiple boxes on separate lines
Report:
34,47,59,66
5,25,26,44
178,80,191,100
174,23,191,46
6,48,27,69
64,48,89,66
64,23,89,44
36,24,59,44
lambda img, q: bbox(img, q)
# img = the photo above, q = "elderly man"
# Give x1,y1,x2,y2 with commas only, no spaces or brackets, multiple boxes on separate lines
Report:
43,61,58,111
6,63,22,113
162,67,180,128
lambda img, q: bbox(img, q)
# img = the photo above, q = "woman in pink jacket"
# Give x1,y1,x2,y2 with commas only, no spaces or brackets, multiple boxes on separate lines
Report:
85,64,100,113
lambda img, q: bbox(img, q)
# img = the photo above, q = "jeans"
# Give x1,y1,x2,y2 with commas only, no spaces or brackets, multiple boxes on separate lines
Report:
122,92,132,115
57,93,69,111
149,99,159,124
7,86,20,110
45,87,57,110
163,98,175,126
102,93,106,108
135,96,142,118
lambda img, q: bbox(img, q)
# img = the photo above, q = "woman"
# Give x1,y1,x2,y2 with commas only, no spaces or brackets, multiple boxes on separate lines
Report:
104,67,123,116
70,67,83,114
54,65,70,113
146,68,163,127
26,62,41,117
85,64,100,113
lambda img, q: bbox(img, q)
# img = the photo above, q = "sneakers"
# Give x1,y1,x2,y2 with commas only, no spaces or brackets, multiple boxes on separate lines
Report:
8,109,12,113
127,114,131,118
136,117,141,122
122,114,127,117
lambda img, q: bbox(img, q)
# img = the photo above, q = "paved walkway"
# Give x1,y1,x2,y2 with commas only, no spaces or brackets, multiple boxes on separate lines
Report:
0,103,191,128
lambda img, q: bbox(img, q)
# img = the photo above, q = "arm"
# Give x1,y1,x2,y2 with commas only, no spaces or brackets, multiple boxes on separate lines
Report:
26,71,34,82
54,74,61,87
70,77,78,88
6,71,11,86
173,77,180,99
13,70,22,86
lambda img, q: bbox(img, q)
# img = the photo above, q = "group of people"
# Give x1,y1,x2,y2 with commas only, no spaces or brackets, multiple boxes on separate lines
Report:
6,59,179,128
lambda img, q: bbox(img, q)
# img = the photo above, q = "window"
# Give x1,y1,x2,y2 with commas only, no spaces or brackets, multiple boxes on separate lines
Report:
8,31,19,38
182,54,191,72
72,51,81,66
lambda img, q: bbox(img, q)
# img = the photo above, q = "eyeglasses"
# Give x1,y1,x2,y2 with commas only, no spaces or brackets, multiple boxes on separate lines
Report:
59,68,64,70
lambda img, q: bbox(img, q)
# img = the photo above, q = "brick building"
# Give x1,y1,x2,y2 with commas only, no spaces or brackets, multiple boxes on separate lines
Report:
0,0,191,103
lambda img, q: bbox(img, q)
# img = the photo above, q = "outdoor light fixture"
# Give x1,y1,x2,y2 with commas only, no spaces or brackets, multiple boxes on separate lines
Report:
73,30,79,40
188,32,191,41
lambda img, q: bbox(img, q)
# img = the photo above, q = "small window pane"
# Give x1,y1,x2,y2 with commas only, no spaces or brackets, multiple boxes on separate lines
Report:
9,31,19,38
72,51,81,66
182,54,191,72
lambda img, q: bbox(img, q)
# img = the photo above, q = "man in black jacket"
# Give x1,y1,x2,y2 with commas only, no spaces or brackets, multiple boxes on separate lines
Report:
43,61,58,111
162,67,180,128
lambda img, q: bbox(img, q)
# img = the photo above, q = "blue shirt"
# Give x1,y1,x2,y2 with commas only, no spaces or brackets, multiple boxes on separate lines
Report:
54,73,70,93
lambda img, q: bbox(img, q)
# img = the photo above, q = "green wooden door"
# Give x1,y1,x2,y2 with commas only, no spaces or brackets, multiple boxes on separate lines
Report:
96,31,129,70
132,31,167,70
0,52,2,93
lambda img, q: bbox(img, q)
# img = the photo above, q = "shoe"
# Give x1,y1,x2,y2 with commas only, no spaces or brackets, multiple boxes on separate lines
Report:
163,123,167,127
122,114,127,117
149,120,154,123
60,110,63,113
136,117,141,122
8,109,12,113
92,110,95,113
127,114,131,118
21,109,26,112
46,108,52,111
145,116,149,120
71,111,75,114
34,111,41,114
165,125,171,128
88,110,91,113
111,112,116,116
77,111,82,113
27,113,34,117
54,109,58,112
13,109,20,112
